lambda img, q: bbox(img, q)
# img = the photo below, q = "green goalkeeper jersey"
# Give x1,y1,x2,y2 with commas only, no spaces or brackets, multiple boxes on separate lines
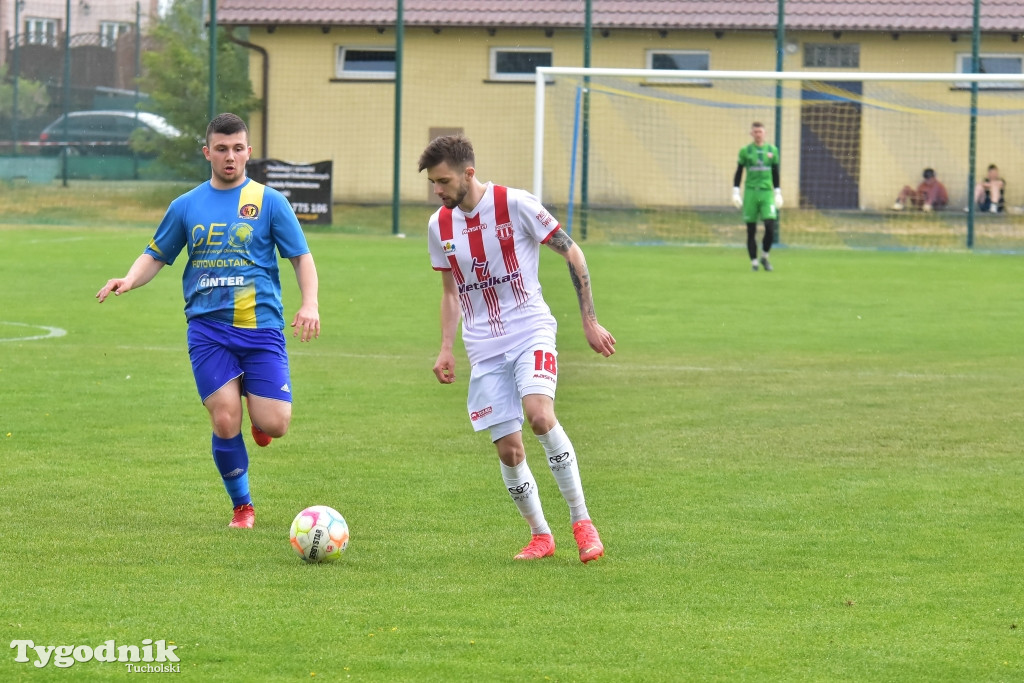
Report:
737,142,779,192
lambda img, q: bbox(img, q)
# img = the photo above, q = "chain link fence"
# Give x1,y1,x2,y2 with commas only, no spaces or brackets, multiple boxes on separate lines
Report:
2,20,185,181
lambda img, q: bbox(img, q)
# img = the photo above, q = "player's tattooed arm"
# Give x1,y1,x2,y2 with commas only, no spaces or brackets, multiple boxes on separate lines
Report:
546,230,617,357
568,261,597,322
545,229,594,318
546,229,574,254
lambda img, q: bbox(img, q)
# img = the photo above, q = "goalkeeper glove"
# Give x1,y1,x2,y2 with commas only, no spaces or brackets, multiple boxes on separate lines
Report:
731,187,743,209
774,188,784,208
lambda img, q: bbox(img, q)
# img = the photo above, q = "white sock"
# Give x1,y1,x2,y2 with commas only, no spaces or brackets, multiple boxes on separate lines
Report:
536,423,590,524
499,460,550,535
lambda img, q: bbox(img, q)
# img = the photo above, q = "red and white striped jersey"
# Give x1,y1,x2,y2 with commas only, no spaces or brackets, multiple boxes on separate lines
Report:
428,182,560,364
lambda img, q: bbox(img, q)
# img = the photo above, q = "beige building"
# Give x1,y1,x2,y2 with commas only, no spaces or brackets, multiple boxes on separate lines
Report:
218,1,1024,211
2,0,159,54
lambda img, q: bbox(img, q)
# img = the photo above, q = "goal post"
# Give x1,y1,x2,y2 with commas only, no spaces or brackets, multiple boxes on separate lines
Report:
534,67,1024,251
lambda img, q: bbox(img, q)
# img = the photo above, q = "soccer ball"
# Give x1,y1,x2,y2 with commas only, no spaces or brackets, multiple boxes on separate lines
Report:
290,505,349,563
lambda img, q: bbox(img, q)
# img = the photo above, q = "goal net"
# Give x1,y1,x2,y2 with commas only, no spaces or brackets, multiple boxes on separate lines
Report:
533,67,1024,251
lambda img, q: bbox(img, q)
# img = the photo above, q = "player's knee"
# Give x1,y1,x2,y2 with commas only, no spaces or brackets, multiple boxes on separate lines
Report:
522,392,556,435
494,434,526,466
210,412,243,439
525,411,556,436
249,402,292,438
260,412,291,438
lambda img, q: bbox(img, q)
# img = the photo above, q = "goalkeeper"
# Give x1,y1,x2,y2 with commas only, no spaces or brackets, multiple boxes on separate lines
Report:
732,121,782,272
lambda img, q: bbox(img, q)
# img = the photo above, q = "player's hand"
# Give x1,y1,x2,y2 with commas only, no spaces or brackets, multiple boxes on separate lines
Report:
96,278,130,303
583,320,616,358
290,305,320,342
433,350,457,384
731,187,743,209
774,188,784,208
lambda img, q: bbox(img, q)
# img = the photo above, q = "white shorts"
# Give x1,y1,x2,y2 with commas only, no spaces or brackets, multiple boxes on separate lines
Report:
467,336,559,440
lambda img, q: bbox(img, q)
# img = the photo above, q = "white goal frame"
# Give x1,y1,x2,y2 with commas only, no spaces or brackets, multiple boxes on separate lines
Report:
532,66,1024,200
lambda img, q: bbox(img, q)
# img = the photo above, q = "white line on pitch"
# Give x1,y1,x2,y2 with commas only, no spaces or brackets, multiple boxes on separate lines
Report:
0,321,68,343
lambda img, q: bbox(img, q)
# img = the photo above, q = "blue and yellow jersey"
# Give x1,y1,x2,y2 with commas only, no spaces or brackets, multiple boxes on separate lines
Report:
144,178,309,330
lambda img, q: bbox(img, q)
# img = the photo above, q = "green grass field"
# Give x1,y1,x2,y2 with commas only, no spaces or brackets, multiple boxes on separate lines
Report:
1,183,1023,680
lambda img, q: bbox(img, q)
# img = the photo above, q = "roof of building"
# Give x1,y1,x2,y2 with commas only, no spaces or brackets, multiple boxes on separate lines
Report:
217,1,1024,33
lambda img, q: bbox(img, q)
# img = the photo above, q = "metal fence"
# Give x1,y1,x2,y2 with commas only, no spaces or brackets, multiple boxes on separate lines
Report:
1,13,182,181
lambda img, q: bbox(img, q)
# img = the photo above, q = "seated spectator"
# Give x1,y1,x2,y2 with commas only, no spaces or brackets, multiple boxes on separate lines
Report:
893,168,948,212
973,164,1006,214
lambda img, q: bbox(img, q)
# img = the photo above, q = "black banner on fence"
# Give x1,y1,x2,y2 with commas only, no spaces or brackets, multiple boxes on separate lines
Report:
248,158,332,225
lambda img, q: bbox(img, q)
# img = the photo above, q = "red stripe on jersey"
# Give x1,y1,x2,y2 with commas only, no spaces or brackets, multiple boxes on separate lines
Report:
493,185,511,225
465,212,505,337
439,208,475,326
439,208,453,240
493,185,529,309
439,208,464,282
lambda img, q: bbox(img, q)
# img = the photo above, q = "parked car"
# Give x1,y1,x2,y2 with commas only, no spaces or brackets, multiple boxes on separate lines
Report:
38,110,181,156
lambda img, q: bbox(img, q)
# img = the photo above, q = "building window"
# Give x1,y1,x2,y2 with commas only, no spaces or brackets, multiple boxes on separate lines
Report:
489,48,553,82
956,53,1023,89
100,22,131,48
646,49,711,84
803,44,860,68
335,47,396,80
25,18,58,46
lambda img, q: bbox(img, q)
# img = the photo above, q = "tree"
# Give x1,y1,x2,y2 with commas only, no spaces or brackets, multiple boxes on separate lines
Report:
136,0,260,175
0,65,51,119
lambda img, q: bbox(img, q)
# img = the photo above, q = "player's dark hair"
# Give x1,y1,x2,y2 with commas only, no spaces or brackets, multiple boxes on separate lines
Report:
751,121,764,128
923,168,935,179
205,113,248,146
988,163,999,171
418,134,475,172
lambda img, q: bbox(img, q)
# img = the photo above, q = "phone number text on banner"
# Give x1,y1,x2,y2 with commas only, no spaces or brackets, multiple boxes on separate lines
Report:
248,159,333,225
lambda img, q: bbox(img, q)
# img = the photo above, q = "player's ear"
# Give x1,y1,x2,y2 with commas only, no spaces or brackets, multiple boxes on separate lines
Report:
464,165,476,181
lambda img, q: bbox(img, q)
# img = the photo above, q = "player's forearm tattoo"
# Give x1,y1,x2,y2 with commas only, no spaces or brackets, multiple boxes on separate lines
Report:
568,261,597,321
547,230,574,253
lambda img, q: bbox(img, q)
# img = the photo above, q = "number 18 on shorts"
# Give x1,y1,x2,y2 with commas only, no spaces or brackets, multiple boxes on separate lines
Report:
466,341,559,432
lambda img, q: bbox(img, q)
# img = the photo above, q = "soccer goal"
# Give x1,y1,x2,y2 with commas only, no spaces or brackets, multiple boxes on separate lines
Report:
533,67,1024,251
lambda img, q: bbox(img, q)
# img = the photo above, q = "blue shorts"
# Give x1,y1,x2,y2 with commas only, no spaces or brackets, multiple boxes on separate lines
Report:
186,318,292,404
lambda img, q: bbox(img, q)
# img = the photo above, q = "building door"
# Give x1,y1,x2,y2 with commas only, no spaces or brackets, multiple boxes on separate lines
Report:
799,81,862,209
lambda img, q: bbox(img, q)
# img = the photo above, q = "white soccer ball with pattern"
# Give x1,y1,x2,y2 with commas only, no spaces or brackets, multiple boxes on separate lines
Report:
290,505,349,563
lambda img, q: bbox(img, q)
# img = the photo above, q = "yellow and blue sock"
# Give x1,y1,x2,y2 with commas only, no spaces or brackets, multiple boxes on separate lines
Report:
212,433,251,507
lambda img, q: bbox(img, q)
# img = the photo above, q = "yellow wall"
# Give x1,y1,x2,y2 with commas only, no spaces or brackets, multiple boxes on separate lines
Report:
806,31,1024,209
242,26,1024,210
